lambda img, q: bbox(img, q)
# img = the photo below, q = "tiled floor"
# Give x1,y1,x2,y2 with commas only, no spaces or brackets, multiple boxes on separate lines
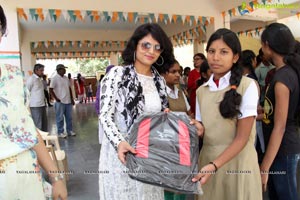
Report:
47,102,100,200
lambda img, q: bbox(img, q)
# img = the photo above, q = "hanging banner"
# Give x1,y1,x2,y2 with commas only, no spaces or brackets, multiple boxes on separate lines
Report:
236,26,265,37
17,8,213,28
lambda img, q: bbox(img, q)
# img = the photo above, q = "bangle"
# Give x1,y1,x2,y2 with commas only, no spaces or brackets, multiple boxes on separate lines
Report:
50,173,64,183
209,161,218,172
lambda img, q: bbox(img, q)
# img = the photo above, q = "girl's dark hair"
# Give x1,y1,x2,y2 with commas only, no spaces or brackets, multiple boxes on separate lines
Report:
206,28,243,118
200,60,210,74
261,23,300,77
0,6,7,36
197,61,210,86
193,53,206,60
77,73,82,84
241,50,258,81
159,59,179,74
122,23,175,70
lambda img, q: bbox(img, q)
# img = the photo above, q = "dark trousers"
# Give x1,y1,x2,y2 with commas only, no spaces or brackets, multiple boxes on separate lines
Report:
44,90,51,106
268,154,300,200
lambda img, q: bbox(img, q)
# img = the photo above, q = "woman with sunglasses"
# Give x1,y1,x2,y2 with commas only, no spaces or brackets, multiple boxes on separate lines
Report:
98,23,175,200
0,5,67,200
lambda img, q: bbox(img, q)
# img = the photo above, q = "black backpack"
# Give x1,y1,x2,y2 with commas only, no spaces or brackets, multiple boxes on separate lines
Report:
126,112,202,194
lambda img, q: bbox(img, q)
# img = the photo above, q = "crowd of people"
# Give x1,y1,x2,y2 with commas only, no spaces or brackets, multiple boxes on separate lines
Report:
1,3,300,200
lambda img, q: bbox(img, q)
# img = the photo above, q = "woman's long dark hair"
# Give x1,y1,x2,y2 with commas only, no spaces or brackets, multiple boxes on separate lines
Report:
206,28,243,118
0,6,7,36
261,23,300,79
122,23,175,70
241,50,258,81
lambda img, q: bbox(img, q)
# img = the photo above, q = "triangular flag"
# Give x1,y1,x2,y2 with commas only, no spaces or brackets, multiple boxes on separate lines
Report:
55,9,62,21
112,12,118,23
118,12,124,21
68,10,75,22
29,9,36,20
17,8,28,21
49,9,55,21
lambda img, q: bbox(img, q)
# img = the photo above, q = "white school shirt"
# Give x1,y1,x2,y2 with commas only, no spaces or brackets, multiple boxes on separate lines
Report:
195,71,258,121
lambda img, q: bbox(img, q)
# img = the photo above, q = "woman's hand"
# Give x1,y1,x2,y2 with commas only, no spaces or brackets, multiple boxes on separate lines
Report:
52,180,68,200
192,164,215,185
117,141,136,164
164,108,170,113
190,119,204,137
260,165,269,192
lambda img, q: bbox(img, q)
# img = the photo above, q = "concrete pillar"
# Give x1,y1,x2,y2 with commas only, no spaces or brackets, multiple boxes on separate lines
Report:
21,34,37,78
223,14,231,29
109,53,119,66
0,5,21,67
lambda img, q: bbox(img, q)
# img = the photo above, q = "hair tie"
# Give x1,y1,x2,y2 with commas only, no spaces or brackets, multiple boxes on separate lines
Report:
231,85,237,90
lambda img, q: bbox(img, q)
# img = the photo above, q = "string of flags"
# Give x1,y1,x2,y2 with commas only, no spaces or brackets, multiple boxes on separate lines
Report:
32,51,119,59
222,0,300,20
17,8,213,27
236,26,264,37
170,25,206,46
30,23,207,52
31,40,128,49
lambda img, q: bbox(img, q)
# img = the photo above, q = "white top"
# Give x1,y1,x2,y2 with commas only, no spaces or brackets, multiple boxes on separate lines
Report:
166,85,190,111
195,71,258,121
137,73,162,112
50,74,71,104
26,74,45,107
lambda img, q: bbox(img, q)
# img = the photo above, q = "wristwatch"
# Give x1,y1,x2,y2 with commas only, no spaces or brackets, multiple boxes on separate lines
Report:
50,173,64,183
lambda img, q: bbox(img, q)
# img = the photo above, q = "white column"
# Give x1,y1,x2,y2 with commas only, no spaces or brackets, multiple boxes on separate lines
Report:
109,53,119,65
21,40,36,78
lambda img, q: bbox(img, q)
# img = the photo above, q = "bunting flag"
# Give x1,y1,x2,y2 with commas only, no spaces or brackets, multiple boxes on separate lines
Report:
236,26,265,37
17,8,28,21
31,40,128,49
33,51,120,59
170,25,206,47
222,0,259,18
17,8,213,27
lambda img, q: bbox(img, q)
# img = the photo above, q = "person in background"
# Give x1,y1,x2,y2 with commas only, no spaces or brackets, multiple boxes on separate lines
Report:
192,28,262,200
187,53,206,115
75,73,85,103
0,6,67,199
196,60,212,87
161,60,192,116
260,23,300,200
241,49,265,163
255,48,275,105
86,83,93,102
160,59,192,200
42,74,52,107
68,73,76,102
180,66,190,97
50,64,76,138
241,50,258,81
26,63,48,131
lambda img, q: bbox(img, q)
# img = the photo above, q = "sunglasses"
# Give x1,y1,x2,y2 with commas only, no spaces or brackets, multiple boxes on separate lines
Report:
139,42,163,53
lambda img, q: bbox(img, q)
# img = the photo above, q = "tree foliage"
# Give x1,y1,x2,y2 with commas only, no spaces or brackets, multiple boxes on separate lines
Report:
75,58,109,76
